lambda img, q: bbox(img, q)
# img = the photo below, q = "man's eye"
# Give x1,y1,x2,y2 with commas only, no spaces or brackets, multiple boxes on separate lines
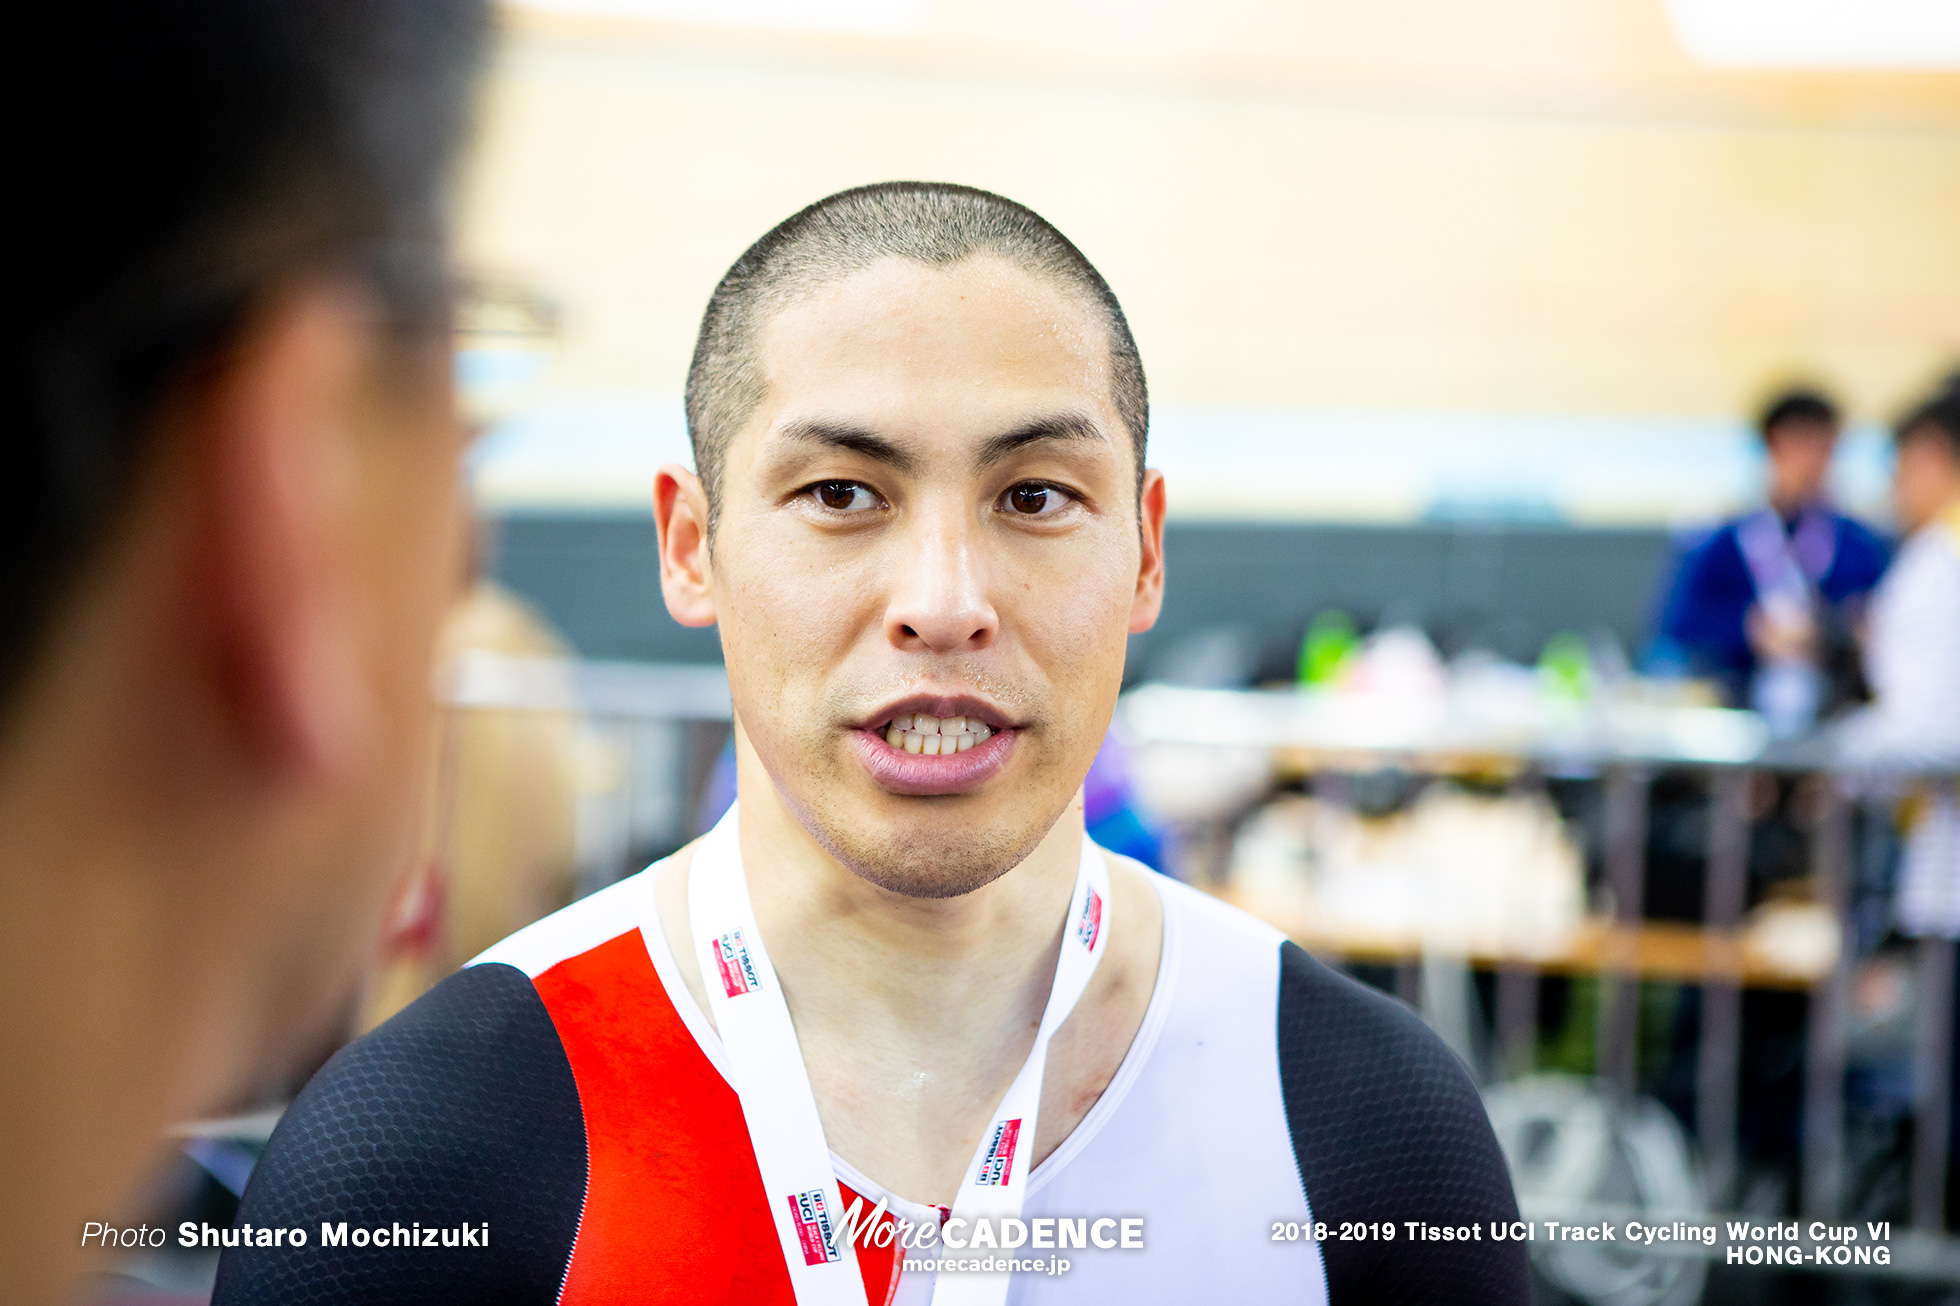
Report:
1002,483,1073,517
811,481,881,512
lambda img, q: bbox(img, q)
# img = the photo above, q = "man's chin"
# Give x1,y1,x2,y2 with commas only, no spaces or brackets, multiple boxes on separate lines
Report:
795,789,1058,900
823,827,1027,899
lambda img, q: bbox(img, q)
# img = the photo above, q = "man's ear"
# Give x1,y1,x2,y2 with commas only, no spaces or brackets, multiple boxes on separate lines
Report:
194,282,378,780
654,465,717,628
1129,469,1167,634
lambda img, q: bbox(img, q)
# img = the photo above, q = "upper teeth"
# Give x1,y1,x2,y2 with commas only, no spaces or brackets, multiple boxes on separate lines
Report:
885,712,994,756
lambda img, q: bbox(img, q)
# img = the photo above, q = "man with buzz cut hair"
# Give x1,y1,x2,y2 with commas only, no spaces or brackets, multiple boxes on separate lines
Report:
220,182,1526,1305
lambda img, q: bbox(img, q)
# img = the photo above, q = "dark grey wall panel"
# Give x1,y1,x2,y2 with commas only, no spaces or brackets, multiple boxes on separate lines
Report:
487,513,1678,680
1132,522,1678,681
486,512,722,664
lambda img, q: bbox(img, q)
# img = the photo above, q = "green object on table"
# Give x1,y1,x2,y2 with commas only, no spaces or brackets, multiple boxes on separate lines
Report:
1298,610,1359,686
1539,630,1592,701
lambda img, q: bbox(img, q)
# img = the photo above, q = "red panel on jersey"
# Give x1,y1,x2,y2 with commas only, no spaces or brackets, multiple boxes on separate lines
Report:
534,928,899,1306
847,1192,902,1306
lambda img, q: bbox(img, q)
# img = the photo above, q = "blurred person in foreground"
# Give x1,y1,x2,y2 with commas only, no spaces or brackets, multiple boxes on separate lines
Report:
1835,386,1960,934
0,3,487,1302
361,580,581,1031
220,184,1525,1304
1653,387,1889,733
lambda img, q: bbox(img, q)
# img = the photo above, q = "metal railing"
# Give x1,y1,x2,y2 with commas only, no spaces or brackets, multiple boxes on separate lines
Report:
1119,681,1960,1271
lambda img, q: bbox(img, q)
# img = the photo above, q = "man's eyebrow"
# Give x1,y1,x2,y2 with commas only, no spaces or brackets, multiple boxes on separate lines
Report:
774,419,917,473
975,412,1110,468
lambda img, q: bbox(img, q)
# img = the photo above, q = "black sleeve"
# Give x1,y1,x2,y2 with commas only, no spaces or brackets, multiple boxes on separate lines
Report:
211,963,587,1306
1276,941,1528,1305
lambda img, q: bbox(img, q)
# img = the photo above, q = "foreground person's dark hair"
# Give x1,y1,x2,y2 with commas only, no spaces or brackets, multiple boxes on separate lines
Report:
4,0,489,711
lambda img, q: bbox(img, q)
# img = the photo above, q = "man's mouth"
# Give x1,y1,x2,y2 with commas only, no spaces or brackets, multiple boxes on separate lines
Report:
878,712,996,756
851,701,1017,795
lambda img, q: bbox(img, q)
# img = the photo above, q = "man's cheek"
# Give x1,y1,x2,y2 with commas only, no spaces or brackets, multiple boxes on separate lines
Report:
1013,571,1131,654
740,569,862,649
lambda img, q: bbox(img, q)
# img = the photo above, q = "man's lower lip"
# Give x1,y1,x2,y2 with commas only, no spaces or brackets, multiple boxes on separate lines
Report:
850,728,1015,795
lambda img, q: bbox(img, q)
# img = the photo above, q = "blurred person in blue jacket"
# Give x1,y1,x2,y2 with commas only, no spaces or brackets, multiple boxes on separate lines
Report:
0,4,488,1302
1652,387,1889,733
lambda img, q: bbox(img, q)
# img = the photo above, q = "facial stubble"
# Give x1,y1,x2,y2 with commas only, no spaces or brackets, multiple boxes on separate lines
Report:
770,731,1079,901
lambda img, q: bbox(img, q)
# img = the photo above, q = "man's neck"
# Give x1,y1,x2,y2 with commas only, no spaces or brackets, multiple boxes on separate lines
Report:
735,769,1085,1061
655,758,1162,1205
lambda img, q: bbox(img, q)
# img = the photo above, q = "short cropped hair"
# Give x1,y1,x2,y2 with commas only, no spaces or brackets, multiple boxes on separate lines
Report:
685,182,1149,524
4,0,489,712
1758,388,1840,442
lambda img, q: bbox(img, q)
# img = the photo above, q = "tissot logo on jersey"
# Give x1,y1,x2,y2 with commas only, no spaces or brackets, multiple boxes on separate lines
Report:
1076,888,1103,951
711,930,761,998
786,1188,842,1266
976,1118,1022,1187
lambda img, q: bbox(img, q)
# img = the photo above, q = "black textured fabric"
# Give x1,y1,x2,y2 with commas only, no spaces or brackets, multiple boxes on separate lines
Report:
1276,941,1528,1305
211,963,586,1305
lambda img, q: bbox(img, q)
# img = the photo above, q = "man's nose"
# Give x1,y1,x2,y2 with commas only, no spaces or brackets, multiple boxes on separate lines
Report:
884,512,998,655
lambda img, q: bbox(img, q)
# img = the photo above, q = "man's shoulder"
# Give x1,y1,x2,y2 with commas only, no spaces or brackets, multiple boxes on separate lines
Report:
270,963,588,1176
1830,513,1892,579
212,866,693,1304
1664,519,1750,598
1833,510,1889,550
214,860,764,1303
1273,940,1489,1158
1144,875,1495,1156
1273,941,1526,1302
1124,882,1525,1301
1693,518,1751,567
1879,523,1960,629
1151,871,1287,949
1125,872,1289,1024
211,964,590,1304
1905,514,1960,576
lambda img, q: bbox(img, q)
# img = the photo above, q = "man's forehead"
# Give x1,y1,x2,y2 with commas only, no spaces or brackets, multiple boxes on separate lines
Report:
761,258,1109,394
742,254,1124,458
762,409,1115,479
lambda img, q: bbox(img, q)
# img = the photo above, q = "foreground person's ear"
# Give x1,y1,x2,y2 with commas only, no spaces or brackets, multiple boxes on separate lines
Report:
655,464,717,627
190,281,385,783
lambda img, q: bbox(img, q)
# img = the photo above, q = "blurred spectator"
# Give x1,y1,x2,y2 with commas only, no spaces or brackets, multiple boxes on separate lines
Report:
1836,385,1960,935
1651,388,1889,733
0,4,487,1302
